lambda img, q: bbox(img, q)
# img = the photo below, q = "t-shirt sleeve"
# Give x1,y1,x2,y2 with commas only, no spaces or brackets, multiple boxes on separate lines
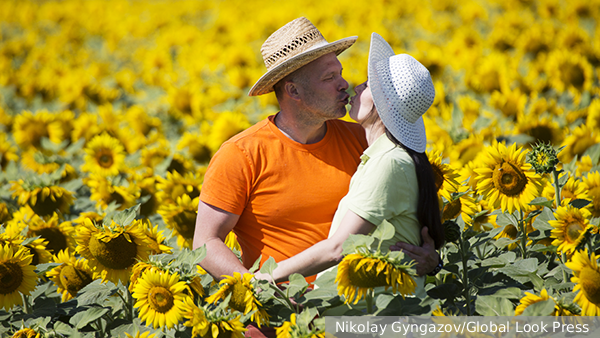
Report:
345,156,415,226
199,142,254,215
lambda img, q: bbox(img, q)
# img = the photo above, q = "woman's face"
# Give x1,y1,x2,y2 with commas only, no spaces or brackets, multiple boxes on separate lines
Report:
348,80,374,124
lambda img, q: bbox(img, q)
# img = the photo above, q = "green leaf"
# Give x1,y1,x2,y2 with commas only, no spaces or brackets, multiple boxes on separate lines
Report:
341,234,374,255
372,221,395,242
70,307,110,330
259,256,277,276
112,204,140,226
490,287,523,299
528,197,554,208
475,295,514,316
285,273,309,297
522,298,556,316
249,255,262,273
76,280,118,307
426,283,460,300
570,199,591,209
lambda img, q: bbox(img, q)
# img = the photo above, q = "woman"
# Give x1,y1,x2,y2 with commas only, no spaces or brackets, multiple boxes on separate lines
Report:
257,33,444,298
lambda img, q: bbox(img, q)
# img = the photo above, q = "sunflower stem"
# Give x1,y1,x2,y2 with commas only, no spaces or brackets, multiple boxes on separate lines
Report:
266,282,297,311
126,288,134,321
552,169,561,208
21,294,31,315
365,288,374,314
560,252,568,283
518,210,528,259
459,233,472,316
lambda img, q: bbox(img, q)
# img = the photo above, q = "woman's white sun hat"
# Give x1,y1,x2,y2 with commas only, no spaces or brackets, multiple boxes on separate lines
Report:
248,17,357,96
368,32,435,153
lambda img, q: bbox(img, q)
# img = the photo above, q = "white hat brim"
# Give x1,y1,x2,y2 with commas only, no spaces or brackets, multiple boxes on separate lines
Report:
248,36,357,96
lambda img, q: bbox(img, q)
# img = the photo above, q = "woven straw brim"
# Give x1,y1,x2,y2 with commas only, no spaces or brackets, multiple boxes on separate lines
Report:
248,36,357,96
368,32,428,153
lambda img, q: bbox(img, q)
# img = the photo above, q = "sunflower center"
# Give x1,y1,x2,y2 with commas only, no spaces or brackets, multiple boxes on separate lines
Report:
492,162,527,196
579,267,600,305
60,265,93,297
347,259,389,288
96,150,114,168
443,198,462,221
560,62,585,89
565,222,584,242
229,281,251,312
30,192,64,217
148,286,175,313
0,262,24,295
431,165,444,192
88,233,138,269
528,125,554,144
35,227,68,254
504,224,519,239
172,210,197,239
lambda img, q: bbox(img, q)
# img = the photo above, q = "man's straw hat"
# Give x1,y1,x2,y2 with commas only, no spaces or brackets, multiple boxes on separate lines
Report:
368,32,435,153
248,17,357,96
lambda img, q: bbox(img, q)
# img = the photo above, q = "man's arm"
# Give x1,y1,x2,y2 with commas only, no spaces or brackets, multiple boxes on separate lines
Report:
390,226,440,276
193,201,247,280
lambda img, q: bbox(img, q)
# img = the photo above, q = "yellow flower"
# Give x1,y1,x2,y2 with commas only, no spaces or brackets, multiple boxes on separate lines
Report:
0,232,53,266
10,180,74,217
441,186,478,225
545,50,595,103
11,328,41,338
515,115,563,147
575,155,594,178
582,171,600,218
133,268,190,329
203,111,251,153
427,149,461,201
46,250,96,302
124,331,156,338
26,213,76,255
474,142,543,214
156,170,203,205
177,132,213,164
0,132,19,169
559,124,600,163
84,174,140,211
12,110,63,150
489,88,527,120
75,218,151,284
182,297,246,338
550,204,591,255
336,253,416,305
158,194,198,249
81,133,126,177
514,289,572,316
205,272,269,327
542,175,589,208
0,244,38,311
565,249,600,316
224,231,241,252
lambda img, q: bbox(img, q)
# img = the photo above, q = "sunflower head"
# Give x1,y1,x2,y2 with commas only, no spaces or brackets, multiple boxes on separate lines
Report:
0,244,38,311
81,132,126,177
443,220,461,243
158,194,198,249
46,250,96,301
11,328,41,338
565,249,600,316
183,297,247,338
10,178,74,217
527,142,561,175
205,271,269,327
550,204,591,255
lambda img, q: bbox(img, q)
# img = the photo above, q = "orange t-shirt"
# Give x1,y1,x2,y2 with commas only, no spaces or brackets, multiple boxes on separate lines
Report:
200,115,367,282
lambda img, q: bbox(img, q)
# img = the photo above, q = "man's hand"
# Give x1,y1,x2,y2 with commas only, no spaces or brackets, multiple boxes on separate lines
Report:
389,226,439,276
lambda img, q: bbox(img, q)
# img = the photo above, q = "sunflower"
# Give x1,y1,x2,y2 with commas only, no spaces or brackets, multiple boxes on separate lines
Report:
155,170,203,205
124,331,156,338
586,98,600,130
542,175,589,208
441,185,478,224
515,116,563,147
545,50,594,104
474,142,543,214
132,268,190,329
81,132,126,177
177,132,213,164
205,271,269,327
75,218,151,284
10,180,74,217
469,199,498,232
12,110,63,150
336,251,416,305
0,202,12,224
0,244,38,311
559,125,600,163
0,133,19,170
550,204,592,255
427,149,461,201
447,134,485,167
489,88,527,120
27,213,76,255
46,250,96,301
275,312,325,338
576,155,594,178
565,249,600,316
11,328,41,338
582,171,600,218
84,174,140,211
158,194,198,249
182,297,246,338
514,289,574,316
140,220,172,255
131,172,160,218
224,231,241,252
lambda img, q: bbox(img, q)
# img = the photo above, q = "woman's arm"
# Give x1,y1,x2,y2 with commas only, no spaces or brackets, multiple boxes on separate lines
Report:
264,210,376,283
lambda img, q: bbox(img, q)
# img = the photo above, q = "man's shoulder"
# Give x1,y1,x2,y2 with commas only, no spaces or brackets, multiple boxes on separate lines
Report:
222,118,273,147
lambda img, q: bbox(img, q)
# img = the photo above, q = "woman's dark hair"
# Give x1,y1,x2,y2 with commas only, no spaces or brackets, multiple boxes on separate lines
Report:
386,129,445,249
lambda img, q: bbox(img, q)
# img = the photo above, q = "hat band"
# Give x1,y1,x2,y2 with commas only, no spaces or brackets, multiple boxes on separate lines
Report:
264,28,323,69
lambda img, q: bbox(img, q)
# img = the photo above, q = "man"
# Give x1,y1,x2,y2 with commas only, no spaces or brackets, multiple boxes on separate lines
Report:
193,17,440,284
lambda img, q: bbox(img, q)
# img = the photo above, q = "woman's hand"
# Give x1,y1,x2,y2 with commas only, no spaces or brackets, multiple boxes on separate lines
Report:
389,226,440,276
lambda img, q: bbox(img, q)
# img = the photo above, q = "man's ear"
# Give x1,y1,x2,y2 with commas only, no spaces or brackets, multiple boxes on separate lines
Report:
284,81,302,101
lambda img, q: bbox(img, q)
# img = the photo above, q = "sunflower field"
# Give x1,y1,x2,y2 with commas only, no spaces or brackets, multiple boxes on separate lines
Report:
1,0,600,337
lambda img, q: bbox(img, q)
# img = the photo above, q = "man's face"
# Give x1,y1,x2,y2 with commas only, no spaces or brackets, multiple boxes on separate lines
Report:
296,53,350,120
